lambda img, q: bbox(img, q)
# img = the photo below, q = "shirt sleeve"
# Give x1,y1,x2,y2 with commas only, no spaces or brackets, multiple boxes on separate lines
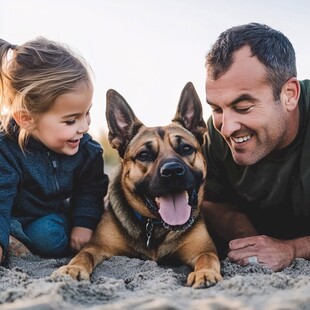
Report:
203,118,236,203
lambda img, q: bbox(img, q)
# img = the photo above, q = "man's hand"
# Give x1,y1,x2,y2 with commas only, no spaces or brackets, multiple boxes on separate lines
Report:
70,227,94,252
228,235,295,271
0,246,3,264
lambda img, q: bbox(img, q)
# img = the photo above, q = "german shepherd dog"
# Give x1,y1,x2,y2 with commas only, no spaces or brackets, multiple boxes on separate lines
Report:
53,82,222,288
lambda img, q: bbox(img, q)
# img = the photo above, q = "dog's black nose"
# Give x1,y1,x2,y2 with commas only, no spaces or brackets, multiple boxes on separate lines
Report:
160,162,185,177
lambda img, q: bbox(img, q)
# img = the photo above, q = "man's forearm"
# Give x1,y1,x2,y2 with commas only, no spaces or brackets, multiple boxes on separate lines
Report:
202,200,258,240
289,236,310,260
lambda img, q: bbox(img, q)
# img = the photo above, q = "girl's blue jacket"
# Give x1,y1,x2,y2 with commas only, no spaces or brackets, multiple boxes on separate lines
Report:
0,124,109,254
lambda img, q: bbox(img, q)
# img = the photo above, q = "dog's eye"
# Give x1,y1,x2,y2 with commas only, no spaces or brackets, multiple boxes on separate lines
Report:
136,150,154,162
180,144,194,155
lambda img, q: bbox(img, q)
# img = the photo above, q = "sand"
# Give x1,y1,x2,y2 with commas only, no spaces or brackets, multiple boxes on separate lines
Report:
1,252,310,310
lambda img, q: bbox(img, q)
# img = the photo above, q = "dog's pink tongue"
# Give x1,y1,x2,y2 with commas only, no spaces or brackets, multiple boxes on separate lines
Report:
157,191,191,226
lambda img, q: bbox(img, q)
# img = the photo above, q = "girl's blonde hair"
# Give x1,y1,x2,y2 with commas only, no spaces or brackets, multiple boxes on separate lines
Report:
0,37,93,149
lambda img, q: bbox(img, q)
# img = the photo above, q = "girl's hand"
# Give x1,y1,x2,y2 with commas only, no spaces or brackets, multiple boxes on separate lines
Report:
70,226,93,252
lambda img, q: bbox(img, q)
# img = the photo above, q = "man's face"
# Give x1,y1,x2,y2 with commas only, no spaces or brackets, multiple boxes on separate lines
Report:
205,46,294,166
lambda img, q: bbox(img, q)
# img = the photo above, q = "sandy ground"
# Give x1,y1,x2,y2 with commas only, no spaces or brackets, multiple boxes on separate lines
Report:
1,252,310,310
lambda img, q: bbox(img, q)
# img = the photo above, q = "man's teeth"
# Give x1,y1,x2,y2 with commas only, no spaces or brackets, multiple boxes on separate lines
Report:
232,135,251,143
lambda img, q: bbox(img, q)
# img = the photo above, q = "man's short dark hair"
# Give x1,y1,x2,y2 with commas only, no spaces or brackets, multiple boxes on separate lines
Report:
205,23,297,100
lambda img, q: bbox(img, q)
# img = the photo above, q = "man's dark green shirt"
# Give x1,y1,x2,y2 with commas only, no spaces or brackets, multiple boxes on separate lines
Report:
204,80,310,239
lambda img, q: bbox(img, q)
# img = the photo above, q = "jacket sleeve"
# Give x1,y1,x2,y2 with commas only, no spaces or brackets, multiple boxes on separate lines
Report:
71,140,109,230
0,148,20,255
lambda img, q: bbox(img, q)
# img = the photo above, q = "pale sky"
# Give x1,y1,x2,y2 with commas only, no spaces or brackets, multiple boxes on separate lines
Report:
1,0,310,139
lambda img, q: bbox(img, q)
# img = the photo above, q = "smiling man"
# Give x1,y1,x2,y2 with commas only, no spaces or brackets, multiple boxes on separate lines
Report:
202,23,310,271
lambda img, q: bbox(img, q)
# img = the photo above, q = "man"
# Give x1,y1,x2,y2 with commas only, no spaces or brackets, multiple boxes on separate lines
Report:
203,22,310,271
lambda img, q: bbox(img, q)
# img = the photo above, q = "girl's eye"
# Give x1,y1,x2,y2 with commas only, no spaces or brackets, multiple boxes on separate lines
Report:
65,119,76,125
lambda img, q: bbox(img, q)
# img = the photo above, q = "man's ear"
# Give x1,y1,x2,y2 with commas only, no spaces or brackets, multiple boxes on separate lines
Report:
283,77,300,112
13,111,34,129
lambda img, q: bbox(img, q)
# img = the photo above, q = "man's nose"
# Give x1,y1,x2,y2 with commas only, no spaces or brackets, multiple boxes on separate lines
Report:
219,112,241,138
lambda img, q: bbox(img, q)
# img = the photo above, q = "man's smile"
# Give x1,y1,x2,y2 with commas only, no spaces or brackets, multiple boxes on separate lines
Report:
231,134,252,143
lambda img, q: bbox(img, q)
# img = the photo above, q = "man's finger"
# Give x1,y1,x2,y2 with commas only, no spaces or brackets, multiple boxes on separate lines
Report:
229,236,258,249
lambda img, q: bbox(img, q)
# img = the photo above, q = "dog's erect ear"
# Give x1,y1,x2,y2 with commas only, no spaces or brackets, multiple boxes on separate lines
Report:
106,89,143,158
172,82,207,145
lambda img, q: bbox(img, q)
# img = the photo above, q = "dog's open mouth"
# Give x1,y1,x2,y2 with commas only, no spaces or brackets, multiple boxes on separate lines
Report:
144,188,198,231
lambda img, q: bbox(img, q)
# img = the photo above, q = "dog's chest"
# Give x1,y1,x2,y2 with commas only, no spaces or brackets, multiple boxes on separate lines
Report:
129,227,181,262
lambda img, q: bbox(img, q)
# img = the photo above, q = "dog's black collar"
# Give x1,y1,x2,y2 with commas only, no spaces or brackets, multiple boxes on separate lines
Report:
133,210,162,249
133,210,162,225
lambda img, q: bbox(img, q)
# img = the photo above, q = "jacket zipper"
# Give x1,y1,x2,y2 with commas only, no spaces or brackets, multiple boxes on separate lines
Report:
47,151,60,192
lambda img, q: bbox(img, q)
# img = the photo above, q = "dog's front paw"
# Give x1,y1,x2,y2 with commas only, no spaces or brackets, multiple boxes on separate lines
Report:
186,269,222,288
52,265,90,281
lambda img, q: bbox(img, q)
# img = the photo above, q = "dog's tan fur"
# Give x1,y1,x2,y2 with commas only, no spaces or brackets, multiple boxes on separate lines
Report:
53,82,222,288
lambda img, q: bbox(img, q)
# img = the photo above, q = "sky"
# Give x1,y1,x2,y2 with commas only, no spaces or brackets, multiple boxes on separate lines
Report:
1,0,310,139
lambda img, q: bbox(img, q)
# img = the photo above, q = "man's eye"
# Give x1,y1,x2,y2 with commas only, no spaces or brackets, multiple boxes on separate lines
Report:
235,106,251,113
211,106,222,114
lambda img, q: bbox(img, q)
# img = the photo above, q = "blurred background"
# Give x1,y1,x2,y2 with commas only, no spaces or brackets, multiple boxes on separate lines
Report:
1,0,310,168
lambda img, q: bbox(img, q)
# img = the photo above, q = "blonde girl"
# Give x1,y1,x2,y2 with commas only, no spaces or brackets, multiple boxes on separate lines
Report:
0,37,108,262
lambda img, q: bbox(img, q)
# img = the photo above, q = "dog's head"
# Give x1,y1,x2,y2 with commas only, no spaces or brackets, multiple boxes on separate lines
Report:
106,82,207,231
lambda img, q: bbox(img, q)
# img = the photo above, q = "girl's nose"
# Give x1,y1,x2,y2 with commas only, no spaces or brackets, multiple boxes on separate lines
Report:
77,118,89,134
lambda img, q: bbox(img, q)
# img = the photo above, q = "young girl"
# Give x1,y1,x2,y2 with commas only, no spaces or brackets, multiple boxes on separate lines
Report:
0,37,109,262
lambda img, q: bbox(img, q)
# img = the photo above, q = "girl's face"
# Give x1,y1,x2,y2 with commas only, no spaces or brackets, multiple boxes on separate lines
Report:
31,82,93,155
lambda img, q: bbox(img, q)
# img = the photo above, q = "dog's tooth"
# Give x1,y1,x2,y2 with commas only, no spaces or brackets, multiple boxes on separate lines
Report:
155,197,160,206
